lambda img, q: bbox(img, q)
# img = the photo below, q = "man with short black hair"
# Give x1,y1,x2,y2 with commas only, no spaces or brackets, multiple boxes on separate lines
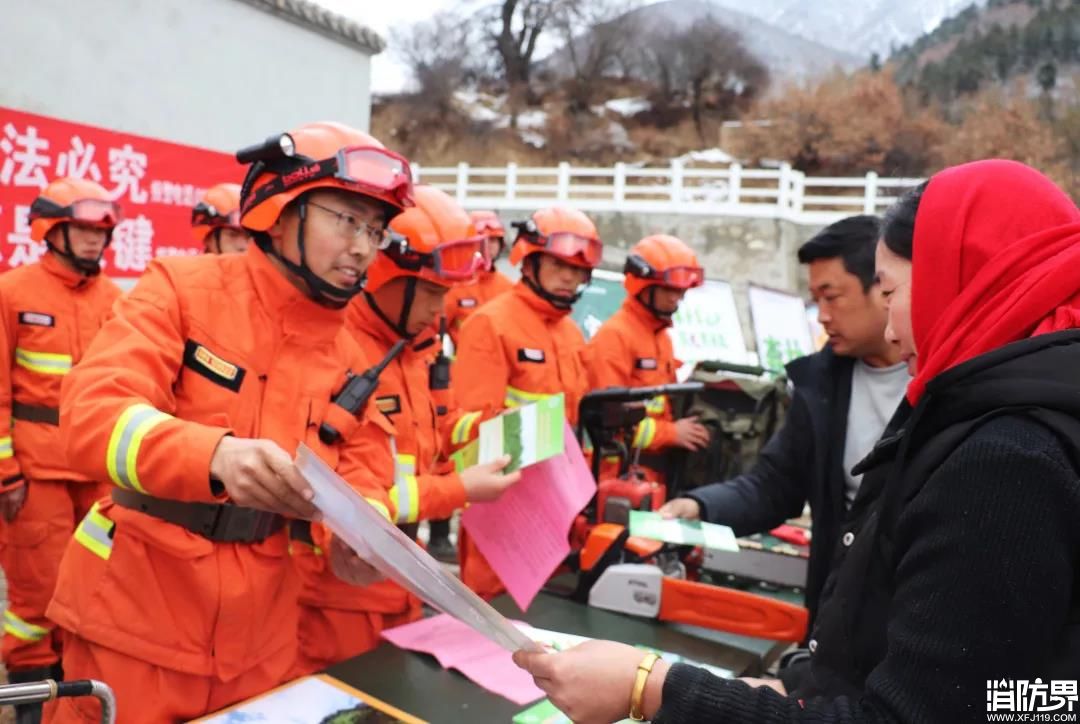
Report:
661,215,910,681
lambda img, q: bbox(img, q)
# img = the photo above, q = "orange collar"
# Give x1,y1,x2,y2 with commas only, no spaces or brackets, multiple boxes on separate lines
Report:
626,294,672,331
242,244,345,343
42,251,96,290
512,280,573,323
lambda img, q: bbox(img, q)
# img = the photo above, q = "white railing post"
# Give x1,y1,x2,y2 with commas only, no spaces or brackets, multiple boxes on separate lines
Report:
613,162,626,203
792,170,806,214
505,162,518,202
411,162,422,183
670,159,684,203
455,162,469,204
557,162,571,201
777,163,792,210
728,163,742,206
863,171,879,214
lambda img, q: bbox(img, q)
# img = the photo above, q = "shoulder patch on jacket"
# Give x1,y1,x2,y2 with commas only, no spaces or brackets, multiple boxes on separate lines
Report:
183,340,245,392
635,357,658,370
18,312,54,327
518,348,546,364
375,395,402,416
457,298,478,309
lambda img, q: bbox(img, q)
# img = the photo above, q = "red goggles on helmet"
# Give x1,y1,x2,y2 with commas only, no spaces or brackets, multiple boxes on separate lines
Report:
531,231,602,267
625,254,705,289
191,202,241,230
382,233,487,281
29,197,123,227
242,145,414,215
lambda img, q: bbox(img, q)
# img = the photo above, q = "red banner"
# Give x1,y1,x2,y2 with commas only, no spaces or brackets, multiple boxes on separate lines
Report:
0,106,241,280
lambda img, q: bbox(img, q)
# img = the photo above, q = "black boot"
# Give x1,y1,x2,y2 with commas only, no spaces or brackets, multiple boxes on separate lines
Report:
7,666,56,724
427,518,456,562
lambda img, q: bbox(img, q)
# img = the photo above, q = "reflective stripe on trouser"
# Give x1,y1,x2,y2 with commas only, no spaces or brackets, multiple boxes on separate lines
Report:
451,411,481,445
14,348,72,375
0,436,11,460
633,417,658,449
3,611,47,643
388,441,420,525
105,404,173,492
504,386,557,409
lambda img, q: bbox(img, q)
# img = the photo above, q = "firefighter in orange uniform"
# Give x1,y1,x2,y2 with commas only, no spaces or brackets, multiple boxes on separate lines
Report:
291,184,520,674
453,206,603,598
45,122,411,724
587,235,711,465
0,178,122,722
191,183,253,254
442,210,513,348
431,209,513,556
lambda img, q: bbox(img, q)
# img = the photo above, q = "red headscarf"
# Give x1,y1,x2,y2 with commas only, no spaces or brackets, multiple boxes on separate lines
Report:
908,160,1080,404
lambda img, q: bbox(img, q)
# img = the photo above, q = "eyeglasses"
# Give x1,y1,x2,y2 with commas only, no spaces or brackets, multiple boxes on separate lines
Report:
307,200,387,243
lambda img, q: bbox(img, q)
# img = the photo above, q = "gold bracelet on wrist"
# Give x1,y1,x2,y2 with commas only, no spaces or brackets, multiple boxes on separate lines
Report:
629,652,661,721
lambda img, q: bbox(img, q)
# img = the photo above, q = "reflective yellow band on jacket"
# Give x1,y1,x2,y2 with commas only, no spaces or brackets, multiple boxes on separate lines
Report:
3,610,48,642
451,411,482,446
633,417,657,449
390,453,420,524
73,502,115,561
14,348,72,376
644,395,667,416
106,404,173,492
505,386,555,409
0,436,12,460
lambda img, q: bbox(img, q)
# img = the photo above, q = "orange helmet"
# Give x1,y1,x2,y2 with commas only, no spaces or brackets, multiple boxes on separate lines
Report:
28,177,122,276
238,121,413,231
509,207,602,269
235,121,415,308
623,235,704,297
192,183,243,246
470,210,507,269
367,185,485,293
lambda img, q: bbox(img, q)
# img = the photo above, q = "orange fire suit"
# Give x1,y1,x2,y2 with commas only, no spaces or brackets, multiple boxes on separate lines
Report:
452,281,590,598
291,294,482,674
0,252,120,673
586,297,682,454
443,269,513,349
45,246,395,724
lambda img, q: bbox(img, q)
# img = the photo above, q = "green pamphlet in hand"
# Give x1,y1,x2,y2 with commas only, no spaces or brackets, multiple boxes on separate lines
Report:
451,394,566,473
628,510,741,552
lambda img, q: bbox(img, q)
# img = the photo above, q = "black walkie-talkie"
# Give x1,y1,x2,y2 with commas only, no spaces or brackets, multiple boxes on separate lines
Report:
319,339,408,444
429,317,452,416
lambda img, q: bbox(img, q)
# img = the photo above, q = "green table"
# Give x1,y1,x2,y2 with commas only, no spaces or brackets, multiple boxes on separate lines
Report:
326,592,764,723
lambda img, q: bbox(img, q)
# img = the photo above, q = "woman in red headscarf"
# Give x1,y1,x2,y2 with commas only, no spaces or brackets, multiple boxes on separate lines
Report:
512,160,1080,724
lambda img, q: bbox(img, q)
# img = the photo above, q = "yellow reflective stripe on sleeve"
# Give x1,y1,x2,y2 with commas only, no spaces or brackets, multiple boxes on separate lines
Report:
451,412,481,445
504,386,555,409
389,453,420,524
365,497,391,522
0,436,12,460
633,417,657,449
644,395,667,416
106,404,173,492
73,502,115,561
14,348,73,375
3,610,48,642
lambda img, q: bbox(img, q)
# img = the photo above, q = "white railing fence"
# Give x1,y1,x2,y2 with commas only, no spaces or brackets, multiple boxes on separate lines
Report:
411,161,924,225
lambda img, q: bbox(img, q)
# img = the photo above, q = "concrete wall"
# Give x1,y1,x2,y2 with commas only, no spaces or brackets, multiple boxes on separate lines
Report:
489,207,823,350
1,0,374,151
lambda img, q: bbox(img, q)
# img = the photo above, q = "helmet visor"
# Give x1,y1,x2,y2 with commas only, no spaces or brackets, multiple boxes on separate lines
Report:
544,232,602,268
433,237,487,280
662,265,705,289
192,203,242,230
65,199,123,227
337,146,414,208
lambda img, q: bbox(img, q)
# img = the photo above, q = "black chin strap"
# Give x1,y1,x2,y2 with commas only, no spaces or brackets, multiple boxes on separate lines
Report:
254,195,365,309
47,224,107,277
523,255,589,310
638,286,674,321
210,229,222,255
364,276,417,340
